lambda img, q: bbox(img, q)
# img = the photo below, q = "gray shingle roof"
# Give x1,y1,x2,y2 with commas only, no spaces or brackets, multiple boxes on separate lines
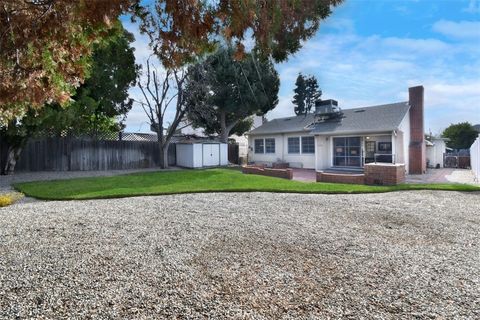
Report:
248,102,410,136
248,113,316,135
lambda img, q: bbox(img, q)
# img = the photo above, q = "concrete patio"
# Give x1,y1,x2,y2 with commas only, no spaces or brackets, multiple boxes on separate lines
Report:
406,168,478,185
291,168,478,185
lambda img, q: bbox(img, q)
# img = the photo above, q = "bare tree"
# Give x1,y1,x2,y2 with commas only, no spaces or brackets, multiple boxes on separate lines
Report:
136,58,205,168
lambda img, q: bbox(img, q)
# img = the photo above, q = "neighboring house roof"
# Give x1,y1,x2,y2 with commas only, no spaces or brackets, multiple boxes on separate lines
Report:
173,135,223,144
248,113,316,135
473,124,480,133
249,102,410,136
120,133,158,141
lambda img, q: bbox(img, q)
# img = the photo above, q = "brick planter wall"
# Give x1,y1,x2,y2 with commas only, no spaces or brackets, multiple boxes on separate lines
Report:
242,166,293,180
316,172,365,184
272,162,289,169
364,163,405,185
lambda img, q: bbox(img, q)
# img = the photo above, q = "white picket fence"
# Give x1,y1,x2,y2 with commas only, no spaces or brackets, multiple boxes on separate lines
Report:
471,135,480,183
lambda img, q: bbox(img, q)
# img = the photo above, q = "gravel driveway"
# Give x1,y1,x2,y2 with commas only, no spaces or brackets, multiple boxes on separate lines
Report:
1,191,479,319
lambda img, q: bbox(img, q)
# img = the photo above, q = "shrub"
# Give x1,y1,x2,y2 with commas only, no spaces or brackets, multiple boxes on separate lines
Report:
0,192,24,207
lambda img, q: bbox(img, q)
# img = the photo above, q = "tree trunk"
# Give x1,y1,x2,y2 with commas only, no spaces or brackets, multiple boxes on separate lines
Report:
219,111,228,143
219,111,240,144
159,143,170,169
2,144,22,175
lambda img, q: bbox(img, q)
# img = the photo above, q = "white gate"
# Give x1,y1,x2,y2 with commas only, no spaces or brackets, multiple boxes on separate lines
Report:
202,144,220,166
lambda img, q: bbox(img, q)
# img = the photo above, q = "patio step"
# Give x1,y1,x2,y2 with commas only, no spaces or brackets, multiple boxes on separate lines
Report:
323,167,364,174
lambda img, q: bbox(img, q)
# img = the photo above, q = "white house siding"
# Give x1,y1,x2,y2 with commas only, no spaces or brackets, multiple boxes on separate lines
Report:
248,134,284,164
282,133,316,168
426,139,446,168
248,131,316,169
250,128,410,172
398,109,411,173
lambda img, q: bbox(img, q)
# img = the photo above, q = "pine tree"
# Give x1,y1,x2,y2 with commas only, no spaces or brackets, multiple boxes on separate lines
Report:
293,74,307,115
305,76,322,113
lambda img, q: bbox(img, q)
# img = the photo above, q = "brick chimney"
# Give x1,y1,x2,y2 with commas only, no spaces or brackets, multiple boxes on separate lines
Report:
408,86,426,174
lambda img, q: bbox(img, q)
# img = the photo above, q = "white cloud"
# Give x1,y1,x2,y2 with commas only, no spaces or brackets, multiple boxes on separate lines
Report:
381,37,451,54
463,0,480,14
268,94,294,119
432,20,480,39
265,20,480,134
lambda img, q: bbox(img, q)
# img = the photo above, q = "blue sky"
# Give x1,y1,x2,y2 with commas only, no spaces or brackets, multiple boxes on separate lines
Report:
123,0,480,135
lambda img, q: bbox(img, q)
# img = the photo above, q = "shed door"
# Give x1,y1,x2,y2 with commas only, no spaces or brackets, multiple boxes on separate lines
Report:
203,144,220,166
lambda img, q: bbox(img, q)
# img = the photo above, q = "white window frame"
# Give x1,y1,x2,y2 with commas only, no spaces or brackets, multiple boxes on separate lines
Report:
254,139,264,154
265,138,276,154
288,137,300,154
301,136,315,154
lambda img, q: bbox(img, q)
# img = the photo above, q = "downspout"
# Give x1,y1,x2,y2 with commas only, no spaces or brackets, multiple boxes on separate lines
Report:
392,130,397,164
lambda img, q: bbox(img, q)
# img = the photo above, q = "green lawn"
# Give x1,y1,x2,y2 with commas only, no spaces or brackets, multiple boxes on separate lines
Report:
13,168,480,200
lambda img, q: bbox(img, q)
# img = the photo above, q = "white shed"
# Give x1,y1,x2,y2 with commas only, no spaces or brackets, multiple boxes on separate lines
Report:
176,141,228,168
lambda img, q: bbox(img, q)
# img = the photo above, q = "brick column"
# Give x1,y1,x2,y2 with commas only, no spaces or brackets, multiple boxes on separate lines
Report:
408,86,426,174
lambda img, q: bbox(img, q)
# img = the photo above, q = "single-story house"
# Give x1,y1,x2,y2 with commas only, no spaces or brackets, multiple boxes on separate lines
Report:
247,86,426,174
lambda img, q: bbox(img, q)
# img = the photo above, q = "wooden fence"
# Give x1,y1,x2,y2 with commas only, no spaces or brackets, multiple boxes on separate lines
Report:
443,153,471,169
11,137,176,172
0,138,7,174
228,143,239,165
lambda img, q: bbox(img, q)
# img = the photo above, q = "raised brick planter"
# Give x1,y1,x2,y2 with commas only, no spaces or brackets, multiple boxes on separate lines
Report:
316,171,365,184
272,162,289,169
364,163,405,185
242,166,293,180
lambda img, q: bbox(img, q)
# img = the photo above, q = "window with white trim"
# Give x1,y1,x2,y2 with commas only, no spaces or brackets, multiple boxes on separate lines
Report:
288,137,300,153
301,136,315,154
265,138,275,153
254,139,264,153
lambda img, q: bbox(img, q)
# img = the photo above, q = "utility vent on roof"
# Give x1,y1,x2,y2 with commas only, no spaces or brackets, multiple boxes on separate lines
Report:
314,99,343,122
354,109,365,113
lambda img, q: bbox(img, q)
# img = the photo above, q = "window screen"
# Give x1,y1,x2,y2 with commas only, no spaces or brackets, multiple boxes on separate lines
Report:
265,138,275,153
254,139,264,153
301,136,315,154
288,137,300,153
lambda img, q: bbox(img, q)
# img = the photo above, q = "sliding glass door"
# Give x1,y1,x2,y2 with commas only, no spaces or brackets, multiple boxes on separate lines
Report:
333,137,362,167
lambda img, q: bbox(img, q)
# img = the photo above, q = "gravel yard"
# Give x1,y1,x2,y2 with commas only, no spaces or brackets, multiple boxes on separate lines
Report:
1,191,479,319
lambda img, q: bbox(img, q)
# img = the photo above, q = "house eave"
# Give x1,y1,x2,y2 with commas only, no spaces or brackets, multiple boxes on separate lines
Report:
247,129,311,136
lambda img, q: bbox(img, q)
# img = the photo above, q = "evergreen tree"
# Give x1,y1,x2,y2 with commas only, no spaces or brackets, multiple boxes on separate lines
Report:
293,74,322,115
293,74,307,115
305,76,322,113
187,46,280,143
